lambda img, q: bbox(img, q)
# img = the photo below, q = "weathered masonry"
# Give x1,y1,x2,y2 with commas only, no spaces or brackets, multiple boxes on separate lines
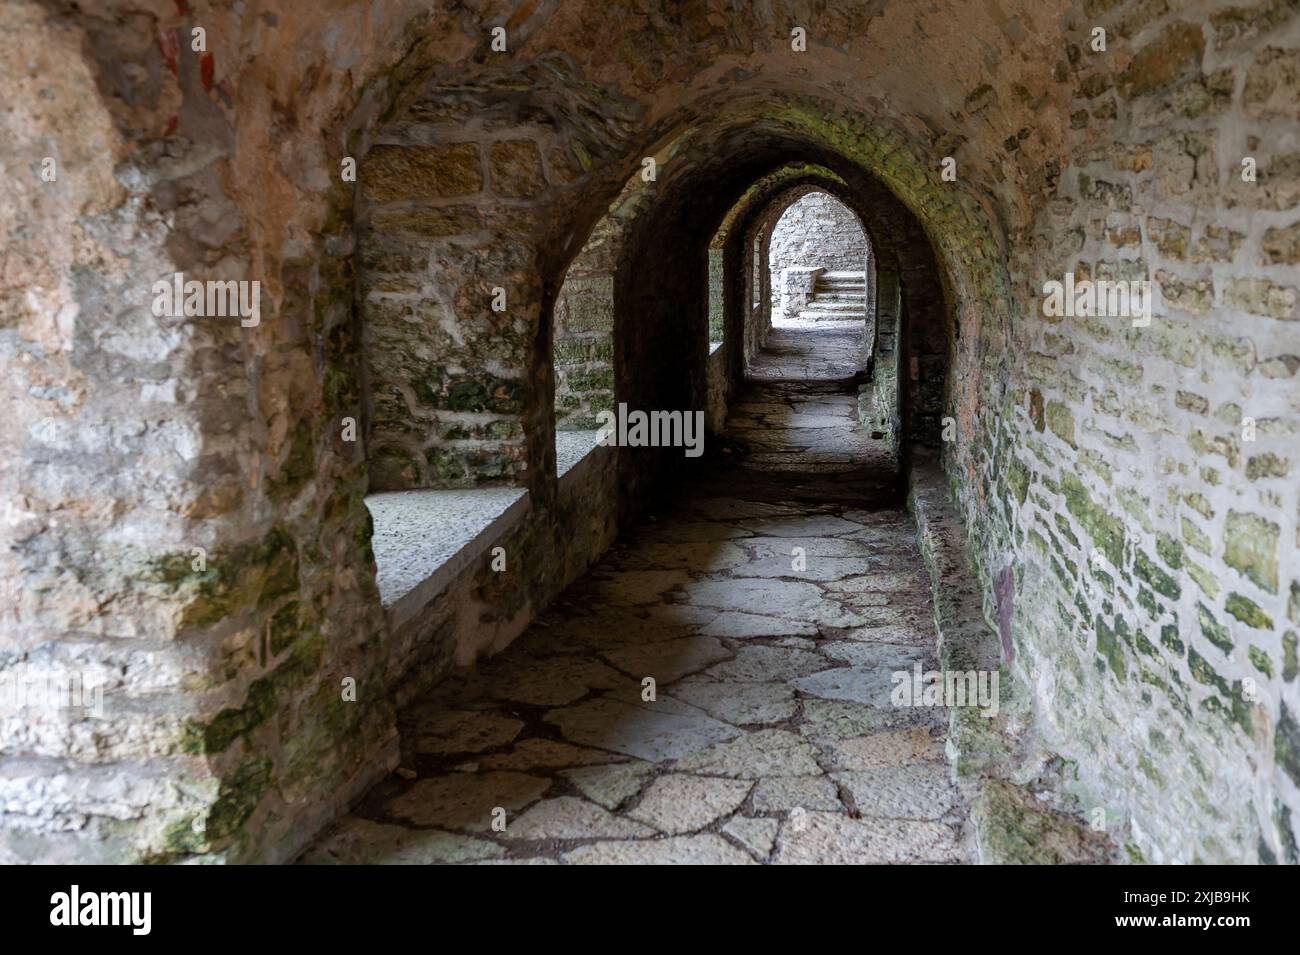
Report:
0,0,1297,865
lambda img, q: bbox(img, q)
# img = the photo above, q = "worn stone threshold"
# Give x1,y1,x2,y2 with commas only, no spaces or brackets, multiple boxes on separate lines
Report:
908,452,1117,865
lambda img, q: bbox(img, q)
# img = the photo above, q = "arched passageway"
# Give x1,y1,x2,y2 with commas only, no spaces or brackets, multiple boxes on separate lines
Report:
5,1,1297,868
308,145,956,861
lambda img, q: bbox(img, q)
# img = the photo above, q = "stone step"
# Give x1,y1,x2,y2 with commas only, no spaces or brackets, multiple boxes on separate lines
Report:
789,269,867,324
814,272,866,289
804,299,863,311
796,309,867,321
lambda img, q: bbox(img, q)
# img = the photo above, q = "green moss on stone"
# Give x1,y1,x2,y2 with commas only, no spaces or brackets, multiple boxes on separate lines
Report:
178,719,207,755
425,448,470,484
1276,801,1299,865
1230,681,1255,734
158,814,208,857
206,756,275,843
269,601,302,656
204,679,277,754
971,780,1113,864
1276,703,1300,788
1006,456,1029,504
1186,558,1220,598
1135,550,1181,599
147,525,301,631
1137,753,1166,786
1226,592,1274,630
198,629,325,755
1051,556,1074,589
1181,516,1212,555
1161,623,1185,656
280,679,372,797
1198,603,1233,652
1156,534,1183,569
258,527,301,607
1062,473,1126,568
1184,491,1214,520
1115,614,1134,649
1053,513,1080,548
1096,616,1127,682
1045,401,1077,448
1137,586,1159,618
1093,565,1116,596
1223,510,1280,593
442,377,525,414
1246,453,1290,479
1118,487,1154,533
565,369,616,393
1189,646,1230,696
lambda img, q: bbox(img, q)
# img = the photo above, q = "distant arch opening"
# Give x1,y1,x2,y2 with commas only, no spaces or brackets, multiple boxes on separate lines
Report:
767,191,871,332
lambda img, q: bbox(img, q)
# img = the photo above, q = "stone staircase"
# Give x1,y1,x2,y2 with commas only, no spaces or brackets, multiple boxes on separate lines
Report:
796,270,867,322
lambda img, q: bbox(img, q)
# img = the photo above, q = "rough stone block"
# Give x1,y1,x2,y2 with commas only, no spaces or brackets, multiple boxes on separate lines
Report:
1117,22,1206,98
490,140,546,198
1224,278,1298,319
363,143,483,200
1224,511,1280,592
1244,46,1300,119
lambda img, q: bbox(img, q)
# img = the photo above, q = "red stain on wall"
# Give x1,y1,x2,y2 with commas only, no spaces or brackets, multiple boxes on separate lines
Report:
994,564,1015,665
159,28,180,78
200,52,215,90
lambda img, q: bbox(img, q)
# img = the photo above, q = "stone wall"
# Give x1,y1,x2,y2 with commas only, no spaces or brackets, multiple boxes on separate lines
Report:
554,198,625,431
866,267,903,460
956,0,1300,865
357,59,640,491
707,248,726,344
554,273,616,431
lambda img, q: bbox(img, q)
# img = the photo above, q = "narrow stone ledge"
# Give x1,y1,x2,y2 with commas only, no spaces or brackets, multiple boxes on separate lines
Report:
376,428,622,711
365,487,530,630
556,428,604,479
908,454,1115,865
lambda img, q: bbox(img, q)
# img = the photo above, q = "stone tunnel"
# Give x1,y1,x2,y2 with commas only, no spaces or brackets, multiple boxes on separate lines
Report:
1,0,1298,866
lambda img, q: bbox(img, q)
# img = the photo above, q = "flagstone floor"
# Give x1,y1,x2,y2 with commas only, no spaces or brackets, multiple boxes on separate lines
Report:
301,321,973,864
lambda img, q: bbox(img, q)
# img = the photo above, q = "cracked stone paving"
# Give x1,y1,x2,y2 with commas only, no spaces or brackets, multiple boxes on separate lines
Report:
303,321,971,864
